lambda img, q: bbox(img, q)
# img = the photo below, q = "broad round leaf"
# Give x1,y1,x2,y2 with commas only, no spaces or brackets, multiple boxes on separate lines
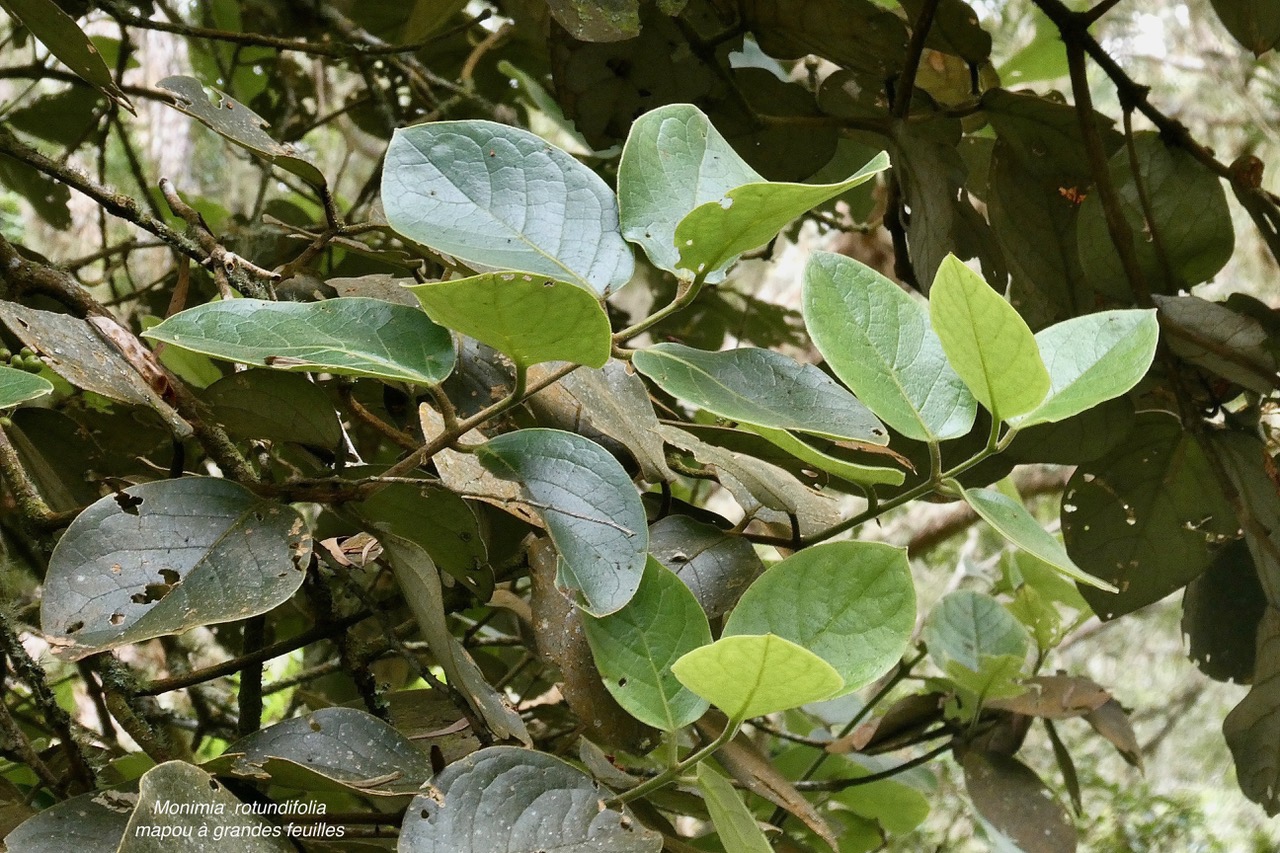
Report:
1013,309,1158,427
406,272,611,368
4,787,136,852
632,343,888,444
923,590,1029,674
1209,0,1280,55
399,746,660,852
582,557,712,730
352,467,487,582
144,298,455,385
383,121,634,295
0,364,53,407
929,255,1049,422
961,751,1077,853
649,514,764,620
119,761,291,852
41,478,311,660
477,429,647,616
803,252,975,442
961,486,1116,592
723,541,915,694
618,103,762,281
202,369,341,449
224,707,435,796
1062,413,1238,619
1077,131,1234,300
673,151,889,278
671,634,844,722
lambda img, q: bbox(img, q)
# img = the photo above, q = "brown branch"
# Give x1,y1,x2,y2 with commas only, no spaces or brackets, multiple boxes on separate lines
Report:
236,616,266,736
0,697,63,796
338,385,418,451
0,611,95,791
0,424,77,531
1033,0,1280,268
0,127,204,263
0,65,175,104
1062,37,1153,305
104,2,488,59
138,610,374,696
793,742,952,791
159,177,280,297
893,0,941,120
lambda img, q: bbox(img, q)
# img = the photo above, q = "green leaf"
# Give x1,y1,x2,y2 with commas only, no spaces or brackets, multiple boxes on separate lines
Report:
1225,607,1280,815
157,76,324,188
41,478,310,660
996,9,1068,83
961,751,1077,853
928,254,1049,421
802,251,976,441
0,155,71,228
672,633,844,722
0,303,187,436
202,369,341,449
402,0,470,41
924,590,1029,674
1012,309,1158,427
582,558,711,731
224,707,434,796
4,786,135,852
1183,540,1265,683
1062,413,1239,619
119,761,291,852
983,89,1120,326
1211,430,1280,606
351,467,487,583
831,758,932,836
1209,0,1280,56
901,0,992,63
649,514,764,620
557,359,677,484
382,120,634,295
144,297,455,385
673,151,890,278
380,534,529,744
723,541,915,694
1076,131,1234,299
658,425,844,538
0,365,52,408
399,746,660,852
0,0,132,110
477,429,647,616
696,763,773,853
406,272,610,368
961,485,1116,592
618,104,763,282
747,425,905,487
1154,294,1280,394
746,0,908,77
632,343,888,444
546,0,642,42
890,120,1006,289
